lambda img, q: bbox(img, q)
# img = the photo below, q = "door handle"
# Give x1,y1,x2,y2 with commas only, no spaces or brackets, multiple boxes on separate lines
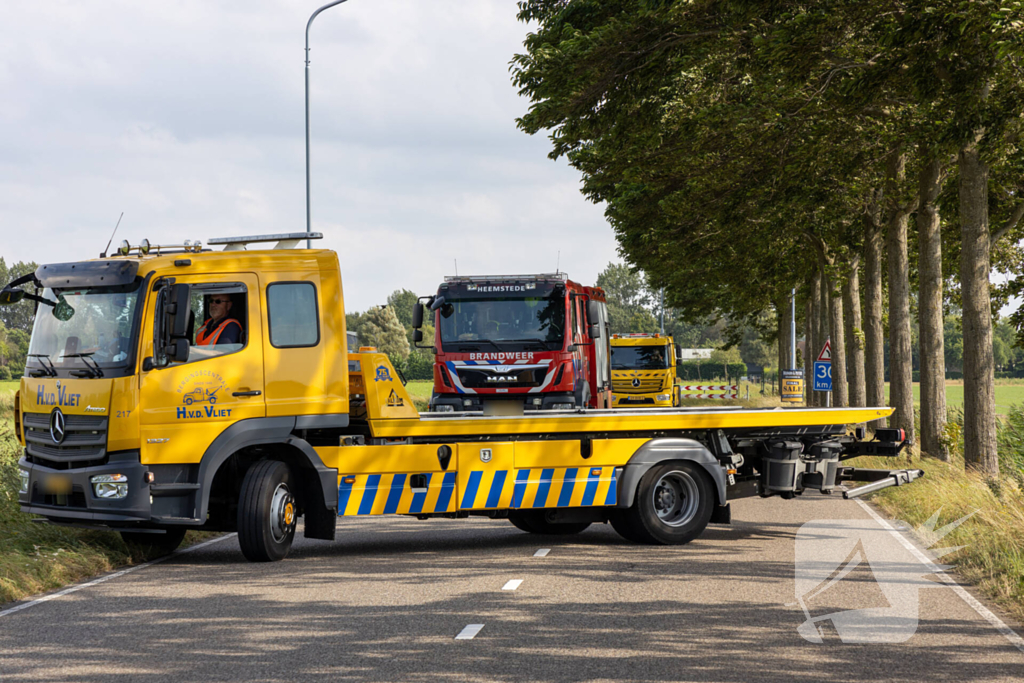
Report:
232,390,262,397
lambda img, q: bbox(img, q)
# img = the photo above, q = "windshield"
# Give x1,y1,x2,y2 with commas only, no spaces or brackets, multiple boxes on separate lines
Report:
27,282,141,371
439,294,565,350
612,345,669,370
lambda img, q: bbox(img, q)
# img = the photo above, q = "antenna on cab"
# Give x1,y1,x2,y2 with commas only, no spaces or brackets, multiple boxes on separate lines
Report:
101,212,124,258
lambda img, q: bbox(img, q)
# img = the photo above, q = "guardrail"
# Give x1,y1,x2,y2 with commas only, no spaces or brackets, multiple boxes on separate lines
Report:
677,385,738,399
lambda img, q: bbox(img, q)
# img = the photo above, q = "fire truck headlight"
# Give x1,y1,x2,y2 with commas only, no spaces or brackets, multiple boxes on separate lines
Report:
657,394,670,402
19,469,29,494
551,403,574,411
91,474,128,499
532,398,542,406
434,405,455,413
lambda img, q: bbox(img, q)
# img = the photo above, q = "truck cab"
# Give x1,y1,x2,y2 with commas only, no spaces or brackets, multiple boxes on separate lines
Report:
413,274,611,413
610,333,681,408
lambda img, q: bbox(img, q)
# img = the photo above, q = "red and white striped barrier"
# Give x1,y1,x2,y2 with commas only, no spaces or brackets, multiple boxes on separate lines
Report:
678,385,738,399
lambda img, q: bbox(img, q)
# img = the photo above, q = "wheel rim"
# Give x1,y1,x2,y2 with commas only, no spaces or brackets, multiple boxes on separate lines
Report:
269,482,295,543
652,470,699,527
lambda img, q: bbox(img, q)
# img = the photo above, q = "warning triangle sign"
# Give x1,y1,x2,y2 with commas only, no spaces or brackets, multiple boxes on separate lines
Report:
817,339,832,363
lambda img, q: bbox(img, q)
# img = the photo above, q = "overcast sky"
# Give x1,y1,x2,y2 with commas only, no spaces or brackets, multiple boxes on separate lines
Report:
0,1,620,312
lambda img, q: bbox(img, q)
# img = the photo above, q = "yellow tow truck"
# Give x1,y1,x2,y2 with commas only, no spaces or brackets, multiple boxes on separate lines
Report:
610,333,681,408
5,234,920,561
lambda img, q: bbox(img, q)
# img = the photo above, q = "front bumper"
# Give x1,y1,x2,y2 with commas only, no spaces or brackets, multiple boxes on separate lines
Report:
18,450,153,525
430,392,576,412
612,393,673,408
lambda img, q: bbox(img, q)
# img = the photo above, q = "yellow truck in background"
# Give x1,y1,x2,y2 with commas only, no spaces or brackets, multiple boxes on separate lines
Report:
4,234,921,562
610,333,681,408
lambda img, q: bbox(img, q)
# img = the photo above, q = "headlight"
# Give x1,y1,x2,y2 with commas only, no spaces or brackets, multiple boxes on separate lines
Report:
656,394,670,402
91,473,128,499
551,403,574,411
19,469,29,495
434,404,455,413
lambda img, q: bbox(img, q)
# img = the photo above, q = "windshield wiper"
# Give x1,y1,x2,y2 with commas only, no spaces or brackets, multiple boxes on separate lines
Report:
499,338,550,350
26,354,57,377
64,353,104,378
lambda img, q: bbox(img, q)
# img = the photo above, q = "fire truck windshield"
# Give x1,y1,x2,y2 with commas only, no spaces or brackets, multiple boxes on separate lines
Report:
612,345,669,370
439,291,565,351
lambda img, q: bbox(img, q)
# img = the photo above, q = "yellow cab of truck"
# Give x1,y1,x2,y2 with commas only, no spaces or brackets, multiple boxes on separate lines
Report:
5,233,920,563
610,333,681,408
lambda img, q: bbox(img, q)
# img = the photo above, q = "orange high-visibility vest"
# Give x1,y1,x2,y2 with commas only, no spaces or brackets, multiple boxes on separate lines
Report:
195,318,241,346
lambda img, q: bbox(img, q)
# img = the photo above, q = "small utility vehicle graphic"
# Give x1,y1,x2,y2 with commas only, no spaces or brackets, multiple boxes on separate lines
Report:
183,386,221,406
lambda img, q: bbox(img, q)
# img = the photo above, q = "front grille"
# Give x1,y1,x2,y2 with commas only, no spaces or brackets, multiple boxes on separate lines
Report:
23,412,108,470
456,366,549,389
613,378,665,394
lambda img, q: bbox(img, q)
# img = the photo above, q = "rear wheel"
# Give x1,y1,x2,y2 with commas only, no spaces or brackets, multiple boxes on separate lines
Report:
508,510,590,535
238,460,297,562
120,528,186,558
611,462,714,545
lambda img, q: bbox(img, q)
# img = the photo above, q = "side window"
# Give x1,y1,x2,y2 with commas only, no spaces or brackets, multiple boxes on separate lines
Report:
166,283,248,366
570,297,578,339
267,282,320,348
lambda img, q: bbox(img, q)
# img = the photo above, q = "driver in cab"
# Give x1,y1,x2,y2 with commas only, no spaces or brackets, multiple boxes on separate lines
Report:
195,296,242,346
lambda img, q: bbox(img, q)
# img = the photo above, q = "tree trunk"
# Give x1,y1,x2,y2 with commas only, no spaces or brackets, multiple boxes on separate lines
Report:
807,271,821,404
777,295,789,381
864,209,886,424
959,143,999,477
886,151,914,441
829,278,848,407
843,258,866,406
917,157,948,461
802,290,811,403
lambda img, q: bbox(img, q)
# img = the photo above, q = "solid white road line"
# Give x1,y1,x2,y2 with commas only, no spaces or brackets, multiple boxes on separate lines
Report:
0,533,237,620
533,548,550,557
502,579,523,591
455,624,484,640
857,499,1024,655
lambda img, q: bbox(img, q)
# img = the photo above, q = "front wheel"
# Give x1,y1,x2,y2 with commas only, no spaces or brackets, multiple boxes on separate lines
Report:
611,461,714,545
238,460,297,562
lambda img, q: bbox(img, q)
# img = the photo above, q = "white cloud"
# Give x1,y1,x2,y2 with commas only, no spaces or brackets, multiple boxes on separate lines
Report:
0,1,619,310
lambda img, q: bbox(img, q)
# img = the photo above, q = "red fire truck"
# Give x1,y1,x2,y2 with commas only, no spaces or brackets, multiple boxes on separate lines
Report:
411,274,611,412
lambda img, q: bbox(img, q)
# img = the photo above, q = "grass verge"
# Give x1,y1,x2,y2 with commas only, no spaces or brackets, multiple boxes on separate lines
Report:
0,393,219,606
851,451,1024,625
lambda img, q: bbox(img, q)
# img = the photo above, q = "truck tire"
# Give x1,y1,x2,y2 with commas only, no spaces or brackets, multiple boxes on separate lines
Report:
611,461,714,545
508,510,590,535
120,528,186,558
238,459,297,562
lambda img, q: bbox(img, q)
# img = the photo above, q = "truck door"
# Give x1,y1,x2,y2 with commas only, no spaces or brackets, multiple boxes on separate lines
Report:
139,274,266,466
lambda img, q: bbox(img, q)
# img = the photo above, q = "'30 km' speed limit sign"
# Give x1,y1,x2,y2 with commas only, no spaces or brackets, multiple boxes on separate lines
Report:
813,361,832,392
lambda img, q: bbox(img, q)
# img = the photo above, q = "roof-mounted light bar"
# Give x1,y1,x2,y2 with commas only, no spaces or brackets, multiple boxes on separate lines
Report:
443,272,567,283
208,232,324,251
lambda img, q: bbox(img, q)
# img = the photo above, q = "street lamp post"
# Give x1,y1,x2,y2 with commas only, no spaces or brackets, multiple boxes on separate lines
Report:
306,0,349,248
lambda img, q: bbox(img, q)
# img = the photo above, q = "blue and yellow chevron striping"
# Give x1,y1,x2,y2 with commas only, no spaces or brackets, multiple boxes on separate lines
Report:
338,467,618,516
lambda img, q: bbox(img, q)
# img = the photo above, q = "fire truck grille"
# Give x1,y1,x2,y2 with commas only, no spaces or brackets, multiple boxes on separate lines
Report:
456,366,549,389
23,413,108,470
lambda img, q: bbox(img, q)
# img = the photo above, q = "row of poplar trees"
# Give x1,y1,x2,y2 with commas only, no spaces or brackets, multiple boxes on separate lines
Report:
512,0,1024,477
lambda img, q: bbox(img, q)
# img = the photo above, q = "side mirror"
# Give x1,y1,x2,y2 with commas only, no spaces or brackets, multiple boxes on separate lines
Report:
167,283,191,339
430,295,446,311
586,300,600,323
412,302,424,329
588,323,601,339
0,288,25,305
413,329,423,343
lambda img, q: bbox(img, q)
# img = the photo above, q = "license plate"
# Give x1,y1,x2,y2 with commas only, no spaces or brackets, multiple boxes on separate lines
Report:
43,474,72,494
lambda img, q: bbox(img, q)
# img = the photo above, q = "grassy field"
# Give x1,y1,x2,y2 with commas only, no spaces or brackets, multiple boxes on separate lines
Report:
884,380,1024,416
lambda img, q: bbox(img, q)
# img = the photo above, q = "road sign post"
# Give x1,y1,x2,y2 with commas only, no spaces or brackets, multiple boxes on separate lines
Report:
814,339,832,406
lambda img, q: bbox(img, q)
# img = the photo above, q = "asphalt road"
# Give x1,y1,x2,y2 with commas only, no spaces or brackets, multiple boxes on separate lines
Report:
1,493,1022,682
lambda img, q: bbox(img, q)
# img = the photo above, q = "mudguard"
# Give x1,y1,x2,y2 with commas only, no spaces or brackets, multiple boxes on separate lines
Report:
617,438,728,508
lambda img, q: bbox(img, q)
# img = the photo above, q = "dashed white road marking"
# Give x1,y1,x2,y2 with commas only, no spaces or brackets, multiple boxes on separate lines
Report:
534,548,550,557
0,533,237,620
502,579,523,591
455,624,484,640
856,499,1024,655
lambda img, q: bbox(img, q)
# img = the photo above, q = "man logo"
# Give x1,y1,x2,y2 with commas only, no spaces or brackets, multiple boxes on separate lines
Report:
50,407,66,445
479,448,492,463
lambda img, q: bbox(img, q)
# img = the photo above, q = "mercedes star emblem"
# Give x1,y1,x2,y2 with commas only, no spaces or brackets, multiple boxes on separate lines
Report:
632,377,641,388
50,407,66,445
